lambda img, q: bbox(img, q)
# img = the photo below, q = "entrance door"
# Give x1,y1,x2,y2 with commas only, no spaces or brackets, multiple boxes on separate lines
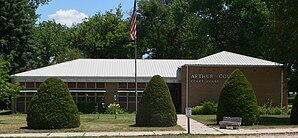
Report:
167,83,182,113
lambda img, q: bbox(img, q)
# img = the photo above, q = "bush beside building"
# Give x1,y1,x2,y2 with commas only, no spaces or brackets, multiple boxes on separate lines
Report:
136,75,177,127
27,78,80,129
217,69,259,125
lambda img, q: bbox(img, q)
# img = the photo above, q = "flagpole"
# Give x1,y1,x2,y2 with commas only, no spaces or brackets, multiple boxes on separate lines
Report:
132,0,138,114
135,38,138,114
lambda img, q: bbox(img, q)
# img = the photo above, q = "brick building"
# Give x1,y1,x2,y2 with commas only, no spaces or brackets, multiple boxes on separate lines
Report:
11,51,286,113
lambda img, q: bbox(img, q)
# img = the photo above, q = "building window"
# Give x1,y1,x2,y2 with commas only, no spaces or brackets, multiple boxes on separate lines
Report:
36,82,42,88
118,83,127,89
87,82,96,89
128,83,135,89
96,83,105,89
68,82,76,89
77,82,86,89
25,82,35,89
118,83,147,89
118,91,142,111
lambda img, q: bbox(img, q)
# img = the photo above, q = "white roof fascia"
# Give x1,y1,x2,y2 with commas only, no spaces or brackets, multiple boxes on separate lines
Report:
20,89,106,93
14,76,181,83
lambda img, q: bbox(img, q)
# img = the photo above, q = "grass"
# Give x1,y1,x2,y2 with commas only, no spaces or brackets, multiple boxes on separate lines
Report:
0,114,183,134
192,114,298,129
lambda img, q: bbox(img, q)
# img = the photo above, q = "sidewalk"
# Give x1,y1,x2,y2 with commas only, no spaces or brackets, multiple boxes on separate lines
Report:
1,114,298,137
177,114,221,134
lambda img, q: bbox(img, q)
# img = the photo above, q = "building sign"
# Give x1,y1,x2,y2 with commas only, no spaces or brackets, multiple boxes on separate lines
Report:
190,73,229,84
185,107,192,117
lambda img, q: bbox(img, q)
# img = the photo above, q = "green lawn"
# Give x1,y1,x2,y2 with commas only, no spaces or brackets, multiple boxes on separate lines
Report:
192,114,298,129
0,114,183,134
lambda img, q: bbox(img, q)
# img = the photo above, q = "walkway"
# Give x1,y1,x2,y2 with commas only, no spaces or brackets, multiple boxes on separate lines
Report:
1,114,298,137
177,114,221,134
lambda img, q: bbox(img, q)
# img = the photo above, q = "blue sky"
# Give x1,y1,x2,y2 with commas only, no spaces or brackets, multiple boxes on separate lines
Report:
36,0,134,27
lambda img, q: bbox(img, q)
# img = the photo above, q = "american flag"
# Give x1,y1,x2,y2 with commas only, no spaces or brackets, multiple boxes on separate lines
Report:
130,0,137,41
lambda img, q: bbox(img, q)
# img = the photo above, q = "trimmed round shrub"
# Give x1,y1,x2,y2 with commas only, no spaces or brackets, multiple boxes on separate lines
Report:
136,75,177,127
290,94,298,124
217,69,259,125
27,78,80,129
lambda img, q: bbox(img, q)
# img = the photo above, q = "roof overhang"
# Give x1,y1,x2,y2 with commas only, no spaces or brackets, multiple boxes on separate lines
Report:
20,89,106,93
13,76,182,83
182,64,284,67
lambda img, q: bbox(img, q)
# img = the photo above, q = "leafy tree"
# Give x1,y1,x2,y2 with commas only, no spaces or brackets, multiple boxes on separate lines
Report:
28,0,51,9
189,0,270,57
34,21,84,66
27,78,80,129
138,0,210,59
0,55,20,109
217,69,259,125
136,75,177,127
69,6,134,59
261,0,298,92
0,0,39,74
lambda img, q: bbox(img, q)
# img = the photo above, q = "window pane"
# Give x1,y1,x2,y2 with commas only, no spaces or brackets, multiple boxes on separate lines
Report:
128,97,136,102
87,82,96,89
119,97,127,102
68,82,76,88
77,82,86,88
128,83,135,89
26,82,35,88
118,83,127,88
96,83,105,88
118,93,127,96
128,93,136,96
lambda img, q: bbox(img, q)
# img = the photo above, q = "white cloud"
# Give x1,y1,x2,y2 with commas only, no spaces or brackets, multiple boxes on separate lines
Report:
48,9,88,27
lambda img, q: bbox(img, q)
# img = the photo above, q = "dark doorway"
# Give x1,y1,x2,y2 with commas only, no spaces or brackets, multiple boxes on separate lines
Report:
167,83,182,113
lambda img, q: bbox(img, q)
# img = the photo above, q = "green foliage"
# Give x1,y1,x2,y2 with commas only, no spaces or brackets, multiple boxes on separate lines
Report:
217,69,259,125
192,101,217,115
0,55,20,109
28,0,51,9
259,99,289,115
259,106,289,115
290,94,298,124
69,6,134,59
189,0,270,57
27,78,80,129
34,21,84,66
138,0,209,59
263,0,298,92
77,102,97,114
0,0,39,74
136,75,177,127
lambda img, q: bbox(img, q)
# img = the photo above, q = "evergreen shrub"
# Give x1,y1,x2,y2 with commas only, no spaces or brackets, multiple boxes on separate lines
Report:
216,69,259,125
192,101,217,115
290,94,298,124
136,75,177,127
27,78,80,129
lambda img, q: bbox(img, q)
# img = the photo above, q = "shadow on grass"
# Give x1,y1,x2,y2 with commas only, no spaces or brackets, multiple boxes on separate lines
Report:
129,124,138,127
20,126,29,129
259,116,290,126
